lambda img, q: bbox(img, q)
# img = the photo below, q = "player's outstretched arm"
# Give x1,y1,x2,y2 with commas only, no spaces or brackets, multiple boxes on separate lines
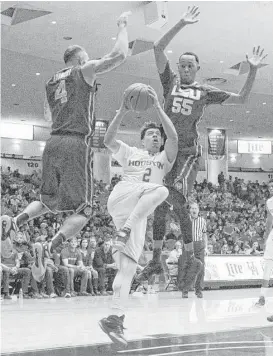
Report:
81,11,131,83
104,94,130,154
154,6,200,74
147,86,178,163
224,46,268,105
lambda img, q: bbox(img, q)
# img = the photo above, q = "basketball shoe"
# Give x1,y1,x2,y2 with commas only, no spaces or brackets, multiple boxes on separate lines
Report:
135,260,164,283
99,314,127,347
50,232,66,253
1,215,19,240
255,296,265,307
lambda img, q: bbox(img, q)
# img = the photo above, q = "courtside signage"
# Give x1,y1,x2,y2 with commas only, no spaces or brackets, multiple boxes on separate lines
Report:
237,140,272,155
204,255,273,281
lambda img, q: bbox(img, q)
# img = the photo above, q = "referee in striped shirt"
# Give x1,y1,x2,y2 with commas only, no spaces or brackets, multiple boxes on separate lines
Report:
189,202,208,298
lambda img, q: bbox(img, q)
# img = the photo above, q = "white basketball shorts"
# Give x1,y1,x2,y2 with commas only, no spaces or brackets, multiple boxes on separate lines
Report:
107,181,163,263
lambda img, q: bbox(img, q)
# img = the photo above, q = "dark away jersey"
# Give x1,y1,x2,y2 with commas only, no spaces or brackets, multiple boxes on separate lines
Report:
46,66,96,136
160,62,231,149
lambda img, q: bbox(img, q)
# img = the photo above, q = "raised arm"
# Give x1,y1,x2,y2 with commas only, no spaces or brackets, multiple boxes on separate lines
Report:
147,86,178,163
224,46,268,105
154,6,200,73
81,11,131,84
103,94,131,153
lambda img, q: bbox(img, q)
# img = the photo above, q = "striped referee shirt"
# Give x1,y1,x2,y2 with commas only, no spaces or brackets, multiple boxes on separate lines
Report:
190,216,207,242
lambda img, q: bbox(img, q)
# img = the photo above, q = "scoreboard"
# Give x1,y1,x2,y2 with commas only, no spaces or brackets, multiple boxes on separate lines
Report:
91,120,109,148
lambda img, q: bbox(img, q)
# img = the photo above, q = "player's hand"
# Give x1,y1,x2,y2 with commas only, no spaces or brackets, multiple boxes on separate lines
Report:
119,92,131,112
181,6,200,25
246,46,268,69
205,248,209,256
147,86,161,108
117,11,132,28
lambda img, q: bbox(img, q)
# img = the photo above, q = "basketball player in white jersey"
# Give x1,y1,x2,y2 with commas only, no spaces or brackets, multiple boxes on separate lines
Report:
256,180,273,308
98,86,178,346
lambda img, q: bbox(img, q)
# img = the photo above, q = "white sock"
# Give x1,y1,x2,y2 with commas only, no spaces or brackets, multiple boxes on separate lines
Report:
110,253,137,316
260,287,268,297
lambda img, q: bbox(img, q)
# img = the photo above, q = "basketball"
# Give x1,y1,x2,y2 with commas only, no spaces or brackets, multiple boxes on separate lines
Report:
124,83,154,112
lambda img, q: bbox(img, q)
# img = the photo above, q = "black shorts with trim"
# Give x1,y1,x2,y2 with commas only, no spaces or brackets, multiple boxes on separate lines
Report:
40,134,93,213
165,154,200,197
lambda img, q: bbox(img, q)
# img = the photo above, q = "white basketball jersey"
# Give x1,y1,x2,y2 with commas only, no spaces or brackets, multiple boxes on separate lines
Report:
266,196,273,218
112,140,174,184
264,196,273,259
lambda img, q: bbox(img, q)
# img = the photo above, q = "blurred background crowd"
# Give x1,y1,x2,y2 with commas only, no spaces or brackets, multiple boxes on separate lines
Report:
1,166,270,299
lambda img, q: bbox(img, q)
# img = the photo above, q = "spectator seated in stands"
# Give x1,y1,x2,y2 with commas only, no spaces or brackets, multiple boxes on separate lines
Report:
1,166,271,260
207,243,214,255
40,241,59,298
1,233,31,299
221,243,231,255
93,239,117,295
60,237,89,297
246,241,262,256
79,237,99,296
166,241,182,276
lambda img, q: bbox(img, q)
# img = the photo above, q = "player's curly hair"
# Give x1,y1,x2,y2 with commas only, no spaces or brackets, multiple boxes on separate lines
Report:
178,51,199,64
63,45,85,64
140,121,166,140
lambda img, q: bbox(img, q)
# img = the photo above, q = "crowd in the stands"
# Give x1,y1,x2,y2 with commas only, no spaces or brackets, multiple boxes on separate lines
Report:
1,166,270,299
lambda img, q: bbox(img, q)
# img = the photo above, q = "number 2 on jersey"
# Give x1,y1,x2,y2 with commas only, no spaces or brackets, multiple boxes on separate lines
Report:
55,80,67,103
172,97,193,115
143,168,152,182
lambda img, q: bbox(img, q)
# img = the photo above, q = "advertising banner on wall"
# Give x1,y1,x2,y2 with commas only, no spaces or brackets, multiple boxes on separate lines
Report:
204,255,273,281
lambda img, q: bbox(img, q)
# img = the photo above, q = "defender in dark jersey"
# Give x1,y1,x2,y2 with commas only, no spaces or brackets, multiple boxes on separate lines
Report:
1,11,131,255
137,5,268,288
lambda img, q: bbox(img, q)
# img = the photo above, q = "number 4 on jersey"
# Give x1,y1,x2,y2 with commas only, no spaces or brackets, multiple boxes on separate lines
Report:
55,80,67,103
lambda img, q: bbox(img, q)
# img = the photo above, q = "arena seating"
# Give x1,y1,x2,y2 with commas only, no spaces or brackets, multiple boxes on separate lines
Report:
1,166,270,298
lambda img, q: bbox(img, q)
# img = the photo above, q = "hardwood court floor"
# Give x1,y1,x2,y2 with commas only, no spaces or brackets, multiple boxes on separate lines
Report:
1,288,273,356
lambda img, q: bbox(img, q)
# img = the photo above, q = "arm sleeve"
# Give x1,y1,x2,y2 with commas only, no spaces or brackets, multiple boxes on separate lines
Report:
112,140,136,166
205,85,231,105
159,61,176,99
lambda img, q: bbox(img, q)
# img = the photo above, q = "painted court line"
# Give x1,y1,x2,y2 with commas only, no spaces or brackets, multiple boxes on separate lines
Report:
152,345,273,356
118,340,273,353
